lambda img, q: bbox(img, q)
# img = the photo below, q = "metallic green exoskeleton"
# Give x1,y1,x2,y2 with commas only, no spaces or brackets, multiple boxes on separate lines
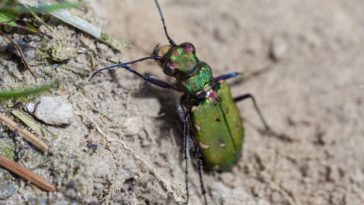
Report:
90,0,269,203
192,82,244,171
155,43,244,171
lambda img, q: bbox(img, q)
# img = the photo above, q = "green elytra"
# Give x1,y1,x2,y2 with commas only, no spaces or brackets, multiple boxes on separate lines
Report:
90,0,270,203
156,43,244,171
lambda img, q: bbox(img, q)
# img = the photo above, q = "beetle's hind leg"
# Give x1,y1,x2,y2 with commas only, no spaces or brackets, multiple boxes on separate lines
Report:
234,93,271,132
194,143,208,205
178,104,208,205
177,104,191,204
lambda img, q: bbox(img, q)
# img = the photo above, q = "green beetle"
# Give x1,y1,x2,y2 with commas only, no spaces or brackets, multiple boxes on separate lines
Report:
90,0,270,204
155,43,245,172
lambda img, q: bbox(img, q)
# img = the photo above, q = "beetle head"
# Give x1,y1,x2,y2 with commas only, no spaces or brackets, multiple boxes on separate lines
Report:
154,42,198,77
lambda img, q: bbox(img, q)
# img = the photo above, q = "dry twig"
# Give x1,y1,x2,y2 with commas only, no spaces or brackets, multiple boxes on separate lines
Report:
0,30,36,80
0,154,56,192
0,112,48,152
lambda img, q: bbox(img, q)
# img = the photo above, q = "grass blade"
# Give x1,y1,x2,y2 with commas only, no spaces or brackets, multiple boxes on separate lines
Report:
0,81,57,101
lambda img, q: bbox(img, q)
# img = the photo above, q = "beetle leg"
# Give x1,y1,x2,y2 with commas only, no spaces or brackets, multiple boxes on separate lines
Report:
234,93,271,131
195,145,208,205
178,104,191,203
213,71,240,82
180,102,209,205
180,104,208,205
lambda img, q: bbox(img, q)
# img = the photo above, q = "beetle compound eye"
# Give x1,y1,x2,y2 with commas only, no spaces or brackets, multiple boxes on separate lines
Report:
185,44,194,53
182,42,195,54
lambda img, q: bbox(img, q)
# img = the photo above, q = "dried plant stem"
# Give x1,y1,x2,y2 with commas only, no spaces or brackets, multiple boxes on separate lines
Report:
0,112,48,152
0,154,56,192
0,30,36,80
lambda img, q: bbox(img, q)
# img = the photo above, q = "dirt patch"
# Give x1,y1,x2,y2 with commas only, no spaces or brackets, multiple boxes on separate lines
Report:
1,0,364,204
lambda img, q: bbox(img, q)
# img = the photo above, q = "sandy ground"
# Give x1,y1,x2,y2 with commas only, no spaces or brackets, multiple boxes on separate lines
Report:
1,0,364,204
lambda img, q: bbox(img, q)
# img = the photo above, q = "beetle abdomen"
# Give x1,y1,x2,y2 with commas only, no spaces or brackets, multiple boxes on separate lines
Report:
192,82,244,171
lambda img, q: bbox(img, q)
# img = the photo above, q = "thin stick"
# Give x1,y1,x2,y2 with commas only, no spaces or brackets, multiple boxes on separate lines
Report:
0,112,48,152
0,30,36,80
0,154,56,192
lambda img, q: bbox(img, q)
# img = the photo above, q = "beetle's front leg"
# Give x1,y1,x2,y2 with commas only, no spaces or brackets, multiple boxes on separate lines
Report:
213,71,240,82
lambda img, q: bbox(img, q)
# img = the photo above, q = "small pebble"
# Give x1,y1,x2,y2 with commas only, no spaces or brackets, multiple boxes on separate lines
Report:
270,36,287,61
96,42,109,53
26,102,36,113
33,96,75,126
0,36,6,51
22,47,36,59
0,182,16,200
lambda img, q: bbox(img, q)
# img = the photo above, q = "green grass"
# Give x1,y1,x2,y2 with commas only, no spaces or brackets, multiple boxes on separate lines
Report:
0,0,81,31
0,81,57,101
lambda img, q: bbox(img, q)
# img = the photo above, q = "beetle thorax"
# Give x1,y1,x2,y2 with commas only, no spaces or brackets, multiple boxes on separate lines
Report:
179,62,213,94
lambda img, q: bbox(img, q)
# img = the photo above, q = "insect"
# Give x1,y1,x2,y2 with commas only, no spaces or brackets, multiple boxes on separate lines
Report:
90,0,270,204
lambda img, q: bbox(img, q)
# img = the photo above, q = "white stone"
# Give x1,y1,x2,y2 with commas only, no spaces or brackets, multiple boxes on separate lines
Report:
34,96,75,126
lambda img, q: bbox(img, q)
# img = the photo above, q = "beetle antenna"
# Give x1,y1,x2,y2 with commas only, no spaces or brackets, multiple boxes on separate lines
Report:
89,56,162,80
89,56,178,90
154,0,177,46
